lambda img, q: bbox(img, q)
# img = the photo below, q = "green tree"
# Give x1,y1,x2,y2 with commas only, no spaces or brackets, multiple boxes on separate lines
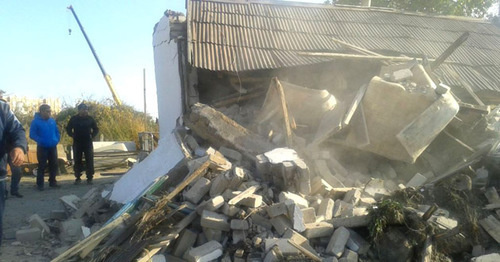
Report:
330,0,493,17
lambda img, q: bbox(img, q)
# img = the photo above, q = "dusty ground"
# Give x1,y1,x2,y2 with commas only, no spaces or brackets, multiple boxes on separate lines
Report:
0,168,125,262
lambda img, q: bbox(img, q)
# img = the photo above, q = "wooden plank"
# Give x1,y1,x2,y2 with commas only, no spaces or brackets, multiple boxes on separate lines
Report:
479,215,500,243
443,130,475,153
274,78,294,147
330,37,383,57
430,32,469,71
138,161,211,228
298,52,417,62
343,84,368,126
458,102,490,113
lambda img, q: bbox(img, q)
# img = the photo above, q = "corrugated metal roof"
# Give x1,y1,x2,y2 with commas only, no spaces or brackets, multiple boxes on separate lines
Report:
187,0,500,92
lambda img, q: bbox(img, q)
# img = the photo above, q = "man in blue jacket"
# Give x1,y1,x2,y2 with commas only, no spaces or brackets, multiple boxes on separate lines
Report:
0,100,27,246
29,104,60,190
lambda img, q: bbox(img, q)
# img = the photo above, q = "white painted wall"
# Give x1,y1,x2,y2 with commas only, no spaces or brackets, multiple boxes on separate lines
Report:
110,15,184,203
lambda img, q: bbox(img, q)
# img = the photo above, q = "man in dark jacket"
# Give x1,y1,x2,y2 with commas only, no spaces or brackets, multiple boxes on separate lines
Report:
0,100,27,246
29,104,60,190
66,103,99,184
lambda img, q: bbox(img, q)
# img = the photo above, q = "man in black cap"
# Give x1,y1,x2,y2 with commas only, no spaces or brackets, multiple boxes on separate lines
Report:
66,103,99,184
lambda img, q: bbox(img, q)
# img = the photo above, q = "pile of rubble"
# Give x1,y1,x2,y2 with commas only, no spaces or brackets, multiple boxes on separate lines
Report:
42,103,499,262
41,40,500,261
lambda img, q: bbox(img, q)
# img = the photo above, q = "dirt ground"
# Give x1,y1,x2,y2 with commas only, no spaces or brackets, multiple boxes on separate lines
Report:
0,168,125,262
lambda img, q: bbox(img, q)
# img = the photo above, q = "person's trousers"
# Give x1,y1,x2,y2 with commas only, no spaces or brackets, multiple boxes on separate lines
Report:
73,141,94,180
36,146,58,188
8,156,22,194
0,179,5,246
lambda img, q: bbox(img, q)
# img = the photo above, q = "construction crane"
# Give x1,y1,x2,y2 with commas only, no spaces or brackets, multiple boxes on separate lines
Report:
67,5,122,106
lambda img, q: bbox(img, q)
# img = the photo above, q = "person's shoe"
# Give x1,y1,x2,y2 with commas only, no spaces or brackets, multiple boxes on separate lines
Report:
74,178,82,185
87,179,93,185
11,192,23,198
49,183,61,188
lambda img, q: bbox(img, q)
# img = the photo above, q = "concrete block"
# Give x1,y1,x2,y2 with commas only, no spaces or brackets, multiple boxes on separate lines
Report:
184,135,200,152
287,202,306,232
363,178,390,200
326,226,350,257
173,229,197,257
183,240,223,262
184,177,211,204
301,207,316,224
231,219,249,230
294,158,311,195
317,198,334,221
203,227,223,242
221,202,240,217
251,213,273,230
210,173,230,197
255,154,270,180
311,176,333,195
219,146,243,163
405,173,427,188
346,229,370,255
29,214,50,234
339,248,358,262
201,210,230,231
16,228,41,242
332,200,353,218
49,210,68,220
204,196,225,211
232,230,247,244
279,191,308,209
267,202,288,218
59,218,85,242
270,215,292,236
164,255,186,262
343,189,361,205
390,68,413,82
358,197,376,207
303,222,334,238
229,167,247,189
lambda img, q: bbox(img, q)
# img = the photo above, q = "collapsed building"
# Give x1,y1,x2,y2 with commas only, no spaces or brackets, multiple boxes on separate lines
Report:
44,0,500,261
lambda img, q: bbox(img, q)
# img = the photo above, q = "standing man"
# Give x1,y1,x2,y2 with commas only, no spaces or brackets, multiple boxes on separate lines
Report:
30,104,60,190
66,103,99,184
0,100,27,246
0,91,24,198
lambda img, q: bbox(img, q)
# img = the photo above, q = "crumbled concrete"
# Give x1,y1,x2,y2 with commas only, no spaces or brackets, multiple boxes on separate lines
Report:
183,240,223,262
16,228,41,242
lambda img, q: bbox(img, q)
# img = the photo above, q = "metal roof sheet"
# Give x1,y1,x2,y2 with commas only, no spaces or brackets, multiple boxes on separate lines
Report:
187,0,500,92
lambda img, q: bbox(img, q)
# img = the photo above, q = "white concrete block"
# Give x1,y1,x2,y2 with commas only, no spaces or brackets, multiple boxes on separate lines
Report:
184,240,223,262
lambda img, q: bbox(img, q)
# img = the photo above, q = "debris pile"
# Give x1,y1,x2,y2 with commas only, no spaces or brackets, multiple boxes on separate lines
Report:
48,37,500,262
47,100,500,262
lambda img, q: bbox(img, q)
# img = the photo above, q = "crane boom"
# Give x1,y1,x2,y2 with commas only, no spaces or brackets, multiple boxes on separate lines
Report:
67,5,122,106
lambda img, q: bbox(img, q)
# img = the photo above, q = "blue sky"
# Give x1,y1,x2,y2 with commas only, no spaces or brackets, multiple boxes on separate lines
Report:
0,0,186,118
